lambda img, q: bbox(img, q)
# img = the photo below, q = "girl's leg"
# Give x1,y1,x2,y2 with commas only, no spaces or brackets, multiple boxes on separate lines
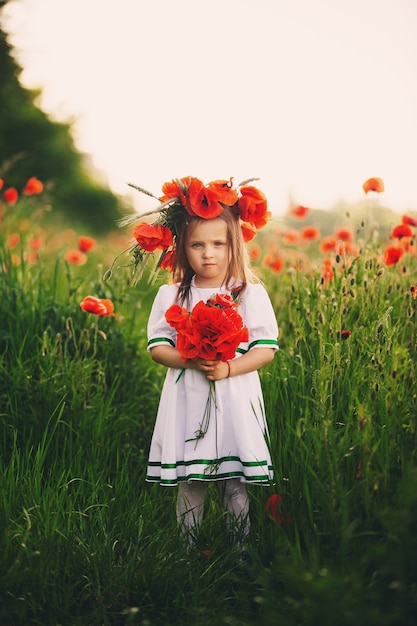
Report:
176,481,208,547
217,478,250,544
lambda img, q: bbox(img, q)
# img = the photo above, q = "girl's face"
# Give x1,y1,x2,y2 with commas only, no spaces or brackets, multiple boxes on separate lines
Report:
185,218,230,288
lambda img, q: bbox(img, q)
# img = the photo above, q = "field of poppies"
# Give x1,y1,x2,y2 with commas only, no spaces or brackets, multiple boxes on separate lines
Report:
1,176,416,625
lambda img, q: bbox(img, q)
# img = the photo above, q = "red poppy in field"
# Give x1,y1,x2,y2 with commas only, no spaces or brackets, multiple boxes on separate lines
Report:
322,257,334,281
3,187,18,205
28,236,44,251
0,178,4,190
7,233,20,249
264,253,284,273
238,186,270,229
383,245,404,266
64,249,88,265
80,295,115,316
410,284,417,299
240,220,257,242
301,226,320,241
320,235,337,254
335,227,353,242
291,205,310,219
249,244,261,262
283,229,300,245
362,177,384,194
341,329,351,340
133,222,173,252
391,224,413,239
265,493,282,520
208,178,238,207
265,493,291,525
402,214,417,227
335,240,360,257
78,236,96,253
22,176,44,195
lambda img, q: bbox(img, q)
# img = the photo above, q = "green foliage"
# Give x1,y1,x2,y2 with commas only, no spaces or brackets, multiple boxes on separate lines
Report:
0,21,128,233
1,187,417,624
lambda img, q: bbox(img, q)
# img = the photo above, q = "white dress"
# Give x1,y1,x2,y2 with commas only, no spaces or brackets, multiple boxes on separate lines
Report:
146,278,279,486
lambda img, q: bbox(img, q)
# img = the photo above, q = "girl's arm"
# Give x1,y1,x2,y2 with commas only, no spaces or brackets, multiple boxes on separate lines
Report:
150,345,275,380
150,345,198,370
205,347,275,381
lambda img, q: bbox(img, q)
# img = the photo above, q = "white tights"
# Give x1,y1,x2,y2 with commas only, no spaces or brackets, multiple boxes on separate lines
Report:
176,479,250,546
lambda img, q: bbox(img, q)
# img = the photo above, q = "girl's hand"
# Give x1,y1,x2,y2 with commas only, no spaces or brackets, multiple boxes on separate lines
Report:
195,358,229,381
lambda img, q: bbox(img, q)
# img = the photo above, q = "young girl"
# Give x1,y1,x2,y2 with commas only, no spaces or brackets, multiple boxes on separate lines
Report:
138,177,279,549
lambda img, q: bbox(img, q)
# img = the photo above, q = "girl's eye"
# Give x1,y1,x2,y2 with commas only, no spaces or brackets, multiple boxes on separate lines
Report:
214,241,226,247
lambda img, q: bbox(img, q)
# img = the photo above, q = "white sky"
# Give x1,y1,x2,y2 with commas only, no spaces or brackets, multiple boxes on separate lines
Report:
3,0,417,216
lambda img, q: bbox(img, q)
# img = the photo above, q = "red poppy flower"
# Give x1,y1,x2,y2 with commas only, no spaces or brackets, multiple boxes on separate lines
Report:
249,244,261,261
283,229,300,245
320,235,337,254
166,296,248,362
28,236,44,251
133,222,173,252
322,257,334,281
240,220,257,242
264,253,284,273
165,303,190,331
186,178,225,218
0,179,4,190
391,224,412,239
64,249,87,265
22,176,44,195
80,295,115,316
238,186,270,229
383,245,404,266
159,249,175,271
3,187,18,205
160,176,192,206
410,284,417,299
265,493,290,525
265,493,282,520
301,226,320,241
341,329,351,340
7,233,20,249
335,227,353,242
402,214,417,227
291,205,310,219
208,178,238,207
362,177,384,194
78,236,96,253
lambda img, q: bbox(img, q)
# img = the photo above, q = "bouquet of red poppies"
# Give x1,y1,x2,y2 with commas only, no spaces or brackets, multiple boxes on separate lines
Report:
165,293,248,362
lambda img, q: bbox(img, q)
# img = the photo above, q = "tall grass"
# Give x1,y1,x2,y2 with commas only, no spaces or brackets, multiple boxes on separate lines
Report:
1,205,416,625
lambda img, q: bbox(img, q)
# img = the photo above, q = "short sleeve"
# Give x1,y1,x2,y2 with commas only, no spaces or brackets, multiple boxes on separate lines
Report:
240,284,279,352
147,284,178,352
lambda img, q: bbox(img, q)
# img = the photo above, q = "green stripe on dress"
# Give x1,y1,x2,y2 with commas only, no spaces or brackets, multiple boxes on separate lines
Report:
148,456,270,469
248,338,279,350
148,337,175,349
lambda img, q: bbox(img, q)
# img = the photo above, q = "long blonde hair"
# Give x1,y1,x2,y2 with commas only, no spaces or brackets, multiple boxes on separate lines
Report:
172,205,256,305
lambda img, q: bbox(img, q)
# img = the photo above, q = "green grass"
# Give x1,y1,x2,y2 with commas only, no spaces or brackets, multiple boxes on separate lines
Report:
1,205,417,625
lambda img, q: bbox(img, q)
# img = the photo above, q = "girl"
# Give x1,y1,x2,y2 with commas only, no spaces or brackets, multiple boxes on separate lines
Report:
141,178,279,550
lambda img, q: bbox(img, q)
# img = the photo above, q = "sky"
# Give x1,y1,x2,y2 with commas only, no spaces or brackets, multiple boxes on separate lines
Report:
2,0,417,217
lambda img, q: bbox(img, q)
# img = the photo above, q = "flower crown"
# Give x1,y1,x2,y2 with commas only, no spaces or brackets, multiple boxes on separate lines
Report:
105,176,270,284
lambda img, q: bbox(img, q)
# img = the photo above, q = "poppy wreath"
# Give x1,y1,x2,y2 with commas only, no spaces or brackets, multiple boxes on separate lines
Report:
165,293,248,363
104,176,270,284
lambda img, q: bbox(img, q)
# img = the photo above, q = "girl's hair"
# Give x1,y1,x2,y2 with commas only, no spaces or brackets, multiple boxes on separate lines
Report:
172,205,256,305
